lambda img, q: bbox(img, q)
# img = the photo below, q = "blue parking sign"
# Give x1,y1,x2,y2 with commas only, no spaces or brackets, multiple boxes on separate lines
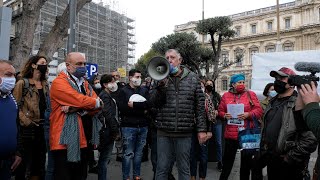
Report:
86,63,98,78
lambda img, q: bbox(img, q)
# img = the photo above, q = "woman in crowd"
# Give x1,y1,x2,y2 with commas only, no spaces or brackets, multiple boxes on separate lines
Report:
97,74,120,180
218,74,263,180
204,79,223,171
190,80,213,180
260,83,276,110
13,56,50,180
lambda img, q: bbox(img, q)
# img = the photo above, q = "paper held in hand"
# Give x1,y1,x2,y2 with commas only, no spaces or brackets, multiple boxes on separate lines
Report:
227,104,244,126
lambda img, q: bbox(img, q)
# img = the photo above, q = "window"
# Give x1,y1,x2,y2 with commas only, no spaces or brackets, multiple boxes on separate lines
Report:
251,24,257,34
265,45,275,53
222,79,228,91
267,21,273,31
221,52,229,66
250,47,259,64
285,18,291,29
234,48,244,66
283,42,294,51
235,27,241,37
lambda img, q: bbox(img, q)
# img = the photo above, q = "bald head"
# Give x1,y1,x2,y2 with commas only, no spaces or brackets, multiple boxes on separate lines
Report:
65,52,86,74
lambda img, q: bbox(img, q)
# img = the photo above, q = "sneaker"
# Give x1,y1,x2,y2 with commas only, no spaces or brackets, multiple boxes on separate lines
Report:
217,161,223,172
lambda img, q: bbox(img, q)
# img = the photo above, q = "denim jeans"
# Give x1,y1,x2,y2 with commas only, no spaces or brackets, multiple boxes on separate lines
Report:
156,136,191,180
190,131,208,178
0,158,13,180
121,127,148,180
98,141,114,180
212,123,222,162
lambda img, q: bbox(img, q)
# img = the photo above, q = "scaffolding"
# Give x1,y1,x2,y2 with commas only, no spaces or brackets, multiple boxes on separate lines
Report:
7,0,136,74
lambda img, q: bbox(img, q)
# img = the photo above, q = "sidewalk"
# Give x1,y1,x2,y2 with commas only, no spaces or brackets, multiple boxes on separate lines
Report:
88,150,317,180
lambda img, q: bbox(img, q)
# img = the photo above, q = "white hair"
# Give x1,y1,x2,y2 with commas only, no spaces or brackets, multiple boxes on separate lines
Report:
57,62,67,74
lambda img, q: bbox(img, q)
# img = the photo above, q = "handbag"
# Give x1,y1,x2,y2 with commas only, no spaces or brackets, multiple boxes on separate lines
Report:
238,115,261,155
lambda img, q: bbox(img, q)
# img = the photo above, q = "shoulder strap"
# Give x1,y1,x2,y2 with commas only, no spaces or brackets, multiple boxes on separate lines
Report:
246,91,254,108
18,78,32,107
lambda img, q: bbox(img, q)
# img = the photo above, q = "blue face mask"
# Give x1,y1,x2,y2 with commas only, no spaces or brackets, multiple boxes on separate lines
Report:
0,77,16,94
268,90,277,98
73,66,87,78
170,64,179,75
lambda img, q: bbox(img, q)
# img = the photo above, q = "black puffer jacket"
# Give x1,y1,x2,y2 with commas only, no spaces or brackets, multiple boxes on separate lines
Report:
150,68,206,133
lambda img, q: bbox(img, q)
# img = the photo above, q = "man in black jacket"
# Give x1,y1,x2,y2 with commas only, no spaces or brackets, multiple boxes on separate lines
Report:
149,49,207,180
118,69,149,180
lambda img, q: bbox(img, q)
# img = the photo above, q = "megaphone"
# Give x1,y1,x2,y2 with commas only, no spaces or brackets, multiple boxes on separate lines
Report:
147,56,170,81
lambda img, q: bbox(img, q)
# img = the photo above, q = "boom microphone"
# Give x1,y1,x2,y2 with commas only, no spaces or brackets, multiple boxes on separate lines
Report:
294,62,320,74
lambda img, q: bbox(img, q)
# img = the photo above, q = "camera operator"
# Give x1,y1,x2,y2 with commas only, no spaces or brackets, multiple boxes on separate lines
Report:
296,81,320,180
296,81,320,139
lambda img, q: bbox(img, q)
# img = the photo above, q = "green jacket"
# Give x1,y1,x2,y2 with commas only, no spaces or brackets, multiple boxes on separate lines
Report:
303,102,320,139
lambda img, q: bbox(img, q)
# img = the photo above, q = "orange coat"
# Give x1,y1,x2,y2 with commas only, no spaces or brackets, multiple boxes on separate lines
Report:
49,72,98,150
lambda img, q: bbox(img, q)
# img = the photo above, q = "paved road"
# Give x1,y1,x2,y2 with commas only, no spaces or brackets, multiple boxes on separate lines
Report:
87,150,317,180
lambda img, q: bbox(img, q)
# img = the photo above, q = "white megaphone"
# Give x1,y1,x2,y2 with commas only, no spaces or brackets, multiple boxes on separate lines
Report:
147,56,170,81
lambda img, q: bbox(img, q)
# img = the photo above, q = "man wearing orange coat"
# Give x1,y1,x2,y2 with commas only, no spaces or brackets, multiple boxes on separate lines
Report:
50,52,102,180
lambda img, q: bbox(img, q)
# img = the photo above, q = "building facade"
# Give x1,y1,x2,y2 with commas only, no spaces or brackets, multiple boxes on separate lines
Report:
174,0,320,94
5,0,136,75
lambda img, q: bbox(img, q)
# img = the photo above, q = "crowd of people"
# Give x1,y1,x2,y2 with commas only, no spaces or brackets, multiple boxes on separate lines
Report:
0,48,320,180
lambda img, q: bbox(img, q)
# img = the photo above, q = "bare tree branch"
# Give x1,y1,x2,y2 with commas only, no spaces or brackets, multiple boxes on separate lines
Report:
38,0,92,58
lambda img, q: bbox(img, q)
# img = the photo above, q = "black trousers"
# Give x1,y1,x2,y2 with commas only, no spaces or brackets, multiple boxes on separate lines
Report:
219,139,262,180
267,155,305,180
52,148,88,180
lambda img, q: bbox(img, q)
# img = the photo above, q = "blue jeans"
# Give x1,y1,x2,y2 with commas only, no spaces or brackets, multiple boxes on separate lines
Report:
98,141,114,180
190,132,208,178
121,127,148,180
212,123,222,162
0,158,13,180
156,136,191,180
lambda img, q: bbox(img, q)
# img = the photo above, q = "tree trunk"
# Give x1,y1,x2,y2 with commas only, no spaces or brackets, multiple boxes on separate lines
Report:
12,0,48,69
37,0,92,58
205,59,210,77
189,59,202,77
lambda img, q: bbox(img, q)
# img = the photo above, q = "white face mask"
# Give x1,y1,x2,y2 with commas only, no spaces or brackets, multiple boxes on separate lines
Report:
0,77,16,94
107,82,118,92
94,83,101,89
131,78,141,87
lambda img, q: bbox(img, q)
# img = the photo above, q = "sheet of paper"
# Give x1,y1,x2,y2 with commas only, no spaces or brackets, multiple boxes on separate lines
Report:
227,104,245,126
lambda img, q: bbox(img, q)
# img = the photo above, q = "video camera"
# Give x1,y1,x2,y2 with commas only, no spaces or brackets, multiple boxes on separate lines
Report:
288,62,320,87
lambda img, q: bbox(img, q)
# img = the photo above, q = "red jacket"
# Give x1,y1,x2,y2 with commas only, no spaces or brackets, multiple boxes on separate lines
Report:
218,90,263,140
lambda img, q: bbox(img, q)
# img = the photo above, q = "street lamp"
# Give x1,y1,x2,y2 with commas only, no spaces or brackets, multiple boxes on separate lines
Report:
67,0,77,53
276,0,282,52
202,0,204,46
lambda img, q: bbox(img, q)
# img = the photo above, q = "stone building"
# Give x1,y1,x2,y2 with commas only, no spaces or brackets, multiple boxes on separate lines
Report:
174,0,320,93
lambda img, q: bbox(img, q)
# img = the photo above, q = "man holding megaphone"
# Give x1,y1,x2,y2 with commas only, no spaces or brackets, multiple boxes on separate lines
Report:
148,49,207,180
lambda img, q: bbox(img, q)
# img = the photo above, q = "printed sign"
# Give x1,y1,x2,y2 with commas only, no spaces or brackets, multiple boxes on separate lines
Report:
86,63,98,78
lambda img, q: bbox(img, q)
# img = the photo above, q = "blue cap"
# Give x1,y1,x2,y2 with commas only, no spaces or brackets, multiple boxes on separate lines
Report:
230,73,245,85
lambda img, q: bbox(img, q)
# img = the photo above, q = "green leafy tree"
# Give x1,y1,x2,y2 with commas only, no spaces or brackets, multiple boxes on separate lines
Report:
151,32,211,76
196,16,243,81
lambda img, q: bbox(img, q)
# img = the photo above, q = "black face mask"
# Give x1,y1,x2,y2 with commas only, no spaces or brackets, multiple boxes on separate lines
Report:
274,80,287,94
205,85,213,92
37,65,48,75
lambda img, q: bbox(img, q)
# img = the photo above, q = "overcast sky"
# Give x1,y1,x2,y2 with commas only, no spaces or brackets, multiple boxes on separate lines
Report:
94,0,293,63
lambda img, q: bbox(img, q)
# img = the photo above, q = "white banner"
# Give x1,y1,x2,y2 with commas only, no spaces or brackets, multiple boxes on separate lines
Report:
251,50,320,96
